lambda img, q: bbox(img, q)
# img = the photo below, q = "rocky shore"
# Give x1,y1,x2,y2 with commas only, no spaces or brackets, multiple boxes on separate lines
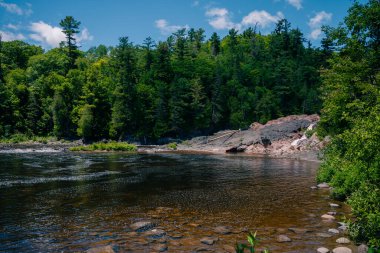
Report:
174,114,327,162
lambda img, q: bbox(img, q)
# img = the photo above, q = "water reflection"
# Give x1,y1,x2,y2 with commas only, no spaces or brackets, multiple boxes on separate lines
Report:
0,153,350,252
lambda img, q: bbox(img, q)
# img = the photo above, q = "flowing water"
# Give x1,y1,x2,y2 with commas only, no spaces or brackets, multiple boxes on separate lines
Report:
0,152,353,252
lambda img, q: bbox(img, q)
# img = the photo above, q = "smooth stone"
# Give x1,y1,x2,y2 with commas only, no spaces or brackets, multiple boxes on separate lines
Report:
86,246,115,253
277,235,292,242
170,233,183,239
311,186,318,190
130,221,155,232
189,223,201,228
317,233,333,238
317,247,330,253
200,237,217,245
338,225,347,231
153,243,168,252
288,227,312,234
330,203,340,207
276,228,287,233
332,247,352,253
336,237,350,244
328,228,339,234
321,214,335,220
214,226,231,234
195,246,214,252
223,245,236,253
318,183,330,188
327,211,337,215
358,244,368,253
144,229,166,238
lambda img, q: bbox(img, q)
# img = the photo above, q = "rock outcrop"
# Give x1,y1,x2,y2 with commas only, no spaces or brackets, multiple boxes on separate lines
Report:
178,114,327,160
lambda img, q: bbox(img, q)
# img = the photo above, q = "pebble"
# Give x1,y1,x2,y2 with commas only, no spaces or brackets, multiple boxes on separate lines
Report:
316,233,333,238
214,226,232,234
130,221,155,232
317,247,330,253
311,186,318,190
189,223,201,228
321,214,335,220
200,237,217,245
153,244,168,252
223,245,235,253
336,237,350,244
86,246,115,253
327,211,337,215
328,228,339,234
288,227,312,234
332,247,352,253
170,233,183,239
330,203,340,207
277,235,292,242
338,225,347,231
144,229,166,239
317,183,330,188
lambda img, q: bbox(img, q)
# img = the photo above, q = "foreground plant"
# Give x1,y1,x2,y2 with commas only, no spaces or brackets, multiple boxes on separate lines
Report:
235,231,269,253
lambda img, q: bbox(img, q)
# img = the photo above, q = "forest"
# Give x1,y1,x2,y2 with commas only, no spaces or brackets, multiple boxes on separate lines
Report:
0,17,326,143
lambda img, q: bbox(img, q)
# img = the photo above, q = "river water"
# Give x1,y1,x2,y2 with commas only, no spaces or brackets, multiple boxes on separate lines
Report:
0,152,353,252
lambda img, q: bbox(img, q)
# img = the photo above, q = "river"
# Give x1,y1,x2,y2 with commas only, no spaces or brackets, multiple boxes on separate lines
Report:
0,152,353,252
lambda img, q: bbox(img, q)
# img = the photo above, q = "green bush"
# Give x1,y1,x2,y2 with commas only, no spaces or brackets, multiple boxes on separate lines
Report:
70,141,137,152
167,142,177,150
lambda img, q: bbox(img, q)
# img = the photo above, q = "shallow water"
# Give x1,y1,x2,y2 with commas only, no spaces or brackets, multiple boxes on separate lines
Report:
0,152,353,252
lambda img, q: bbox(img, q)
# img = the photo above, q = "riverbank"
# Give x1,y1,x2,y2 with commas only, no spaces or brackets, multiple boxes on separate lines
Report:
0,115,326,163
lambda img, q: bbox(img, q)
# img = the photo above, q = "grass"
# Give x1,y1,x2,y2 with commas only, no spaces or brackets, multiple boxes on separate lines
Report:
70,141,137,152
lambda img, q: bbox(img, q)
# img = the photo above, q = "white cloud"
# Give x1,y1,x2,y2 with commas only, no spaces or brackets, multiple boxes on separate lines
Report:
0,1,32,15
155,19,189,35
242,10,284,29
205,7,241,30
29,21,93,48
192,1,199,7
205,7,283,31
5,23,19,30
0,30,25,41
308,11,332,40
286,0,302,10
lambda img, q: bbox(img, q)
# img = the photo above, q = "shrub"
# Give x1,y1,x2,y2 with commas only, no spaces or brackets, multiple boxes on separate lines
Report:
70,141,137,152
167,142,177,150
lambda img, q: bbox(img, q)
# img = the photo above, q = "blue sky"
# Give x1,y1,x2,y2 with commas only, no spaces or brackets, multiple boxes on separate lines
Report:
0,0,365,50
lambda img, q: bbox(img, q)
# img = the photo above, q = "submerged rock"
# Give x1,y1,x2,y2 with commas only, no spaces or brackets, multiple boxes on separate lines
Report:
214,226,231,234
329,203,340,208
130,221,155,232
153,243,168,252
288,227,312,234
277,235,292,242
200,237,217,245
144,228,166,238
316,233,333,238
86,245,115,253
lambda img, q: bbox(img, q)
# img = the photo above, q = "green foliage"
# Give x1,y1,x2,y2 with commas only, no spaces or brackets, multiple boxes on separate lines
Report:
167,142,177,150
317,0,380,247
235,232,269,253
70,141,137,152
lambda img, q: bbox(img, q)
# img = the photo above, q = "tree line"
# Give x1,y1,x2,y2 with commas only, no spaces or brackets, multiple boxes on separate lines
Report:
0,17,327,143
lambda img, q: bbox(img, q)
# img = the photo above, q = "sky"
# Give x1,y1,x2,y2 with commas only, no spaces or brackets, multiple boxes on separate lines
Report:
0,0,366,50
